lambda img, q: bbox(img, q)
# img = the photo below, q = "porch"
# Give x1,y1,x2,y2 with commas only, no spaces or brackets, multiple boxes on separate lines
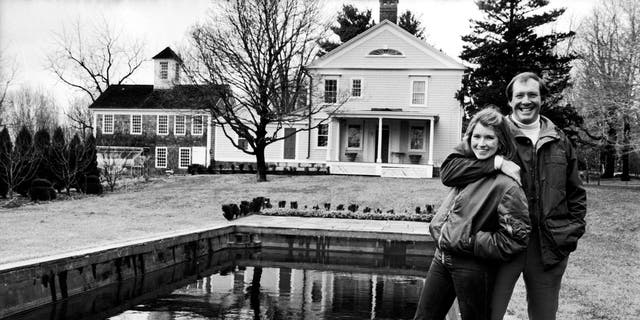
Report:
324,110,438,178
329,161,433,178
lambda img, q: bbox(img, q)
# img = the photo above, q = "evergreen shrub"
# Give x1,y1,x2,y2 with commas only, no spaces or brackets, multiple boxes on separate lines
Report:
29,179,56,201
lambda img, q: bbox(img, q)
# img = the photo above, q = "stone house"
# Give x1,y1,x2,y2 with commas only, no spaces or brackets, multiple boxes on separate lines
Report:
89,47,224,173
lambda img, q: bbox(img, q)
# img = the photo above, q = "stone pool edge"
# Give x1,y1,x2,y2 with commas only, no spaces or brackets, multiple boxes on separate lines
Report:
0,216,432,318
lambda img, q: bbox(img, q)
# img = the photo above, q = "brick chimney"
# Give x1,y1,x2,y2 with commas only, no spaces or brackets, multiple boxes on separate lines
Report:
379,0,399,24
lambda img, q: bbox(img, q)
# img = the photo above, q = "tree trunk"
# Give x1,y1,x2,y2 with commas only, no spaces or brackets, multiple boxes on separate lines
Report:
250,267,262,320
621,116,630,181
255,145,268,182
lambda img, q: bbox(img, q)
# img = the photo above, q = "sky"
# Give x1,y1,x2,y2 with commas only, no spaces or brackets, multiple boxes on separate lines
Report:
0,0,598,114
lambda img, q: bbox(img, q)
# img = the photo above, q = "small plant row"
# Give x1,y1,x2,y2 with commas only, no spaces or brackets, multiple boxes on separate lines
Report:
190,162,329,175
221,197,270,221
220,197,437,222
259,208,434,222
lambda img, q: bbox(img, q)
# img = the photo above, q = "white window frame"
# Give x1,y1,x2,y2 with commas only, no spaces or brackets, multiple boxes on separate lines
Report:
179,147,191,169
346,123,363,150
155,147,167,168
102,114,114,134
324,78,338,104
130,114,142,135
350,78,363,98
174,115,186,135
191,115,204,135
410,77,428,106
160,61,168,79
408,123,427,152
316,123,328,149
157,115,169,135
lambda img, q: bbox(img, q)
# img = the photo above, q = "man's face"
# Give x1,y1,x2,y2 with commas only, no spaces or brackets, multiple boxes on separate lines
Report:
509,78,542,125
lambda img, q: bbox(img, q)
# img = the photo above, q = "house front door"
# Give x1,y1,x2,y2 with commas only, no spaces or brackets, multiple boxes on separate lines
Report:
283,128,296,159
374,126,390,163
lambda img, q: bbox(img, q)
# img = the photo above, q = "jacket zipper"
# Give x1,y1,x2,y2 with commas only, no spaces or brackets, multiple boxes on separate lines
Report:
438,208,452,250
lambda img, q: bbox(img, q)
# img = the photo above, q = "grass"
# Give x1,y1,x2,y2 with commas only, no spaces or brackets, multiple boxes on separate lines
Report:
0,174,637,320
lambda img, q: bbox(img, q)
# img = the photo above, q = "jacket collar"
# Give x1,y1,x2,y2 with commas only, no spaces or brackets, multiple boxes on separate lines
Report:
508,115,561,148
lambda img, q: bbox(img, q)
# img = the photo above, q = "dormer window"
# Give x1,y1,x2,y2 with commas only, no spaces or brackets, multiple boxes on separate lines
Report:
368,48,403,56
160,62,168,79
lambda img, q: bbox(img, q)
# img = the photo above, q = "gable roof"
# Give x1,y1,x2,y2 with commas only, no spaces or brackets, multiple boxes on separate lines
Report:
152,47,182,62
89,84,228,110
307,20,465,70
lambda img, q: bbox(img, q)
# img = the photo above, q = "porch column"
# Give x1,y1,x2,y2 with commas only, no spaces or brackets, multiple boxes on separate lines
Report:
93,113,98,137
376,117,383,163
327,117,340,161
206,115,212,166
428,118,435,165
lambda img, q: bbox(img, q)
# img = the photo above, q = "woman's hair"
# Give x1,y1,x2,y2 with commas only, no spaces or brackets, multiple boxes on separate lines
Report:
465,107,517,160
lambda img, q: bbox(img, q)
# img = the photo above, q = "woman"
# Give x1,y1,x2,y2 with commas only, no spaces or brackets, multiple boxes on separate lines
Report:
414,108,531,320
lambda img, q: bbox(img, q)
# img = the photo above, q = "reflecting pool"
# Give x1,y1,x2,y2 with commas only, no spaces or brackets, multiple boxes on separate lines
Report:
7,236,433,320
110,266,424,320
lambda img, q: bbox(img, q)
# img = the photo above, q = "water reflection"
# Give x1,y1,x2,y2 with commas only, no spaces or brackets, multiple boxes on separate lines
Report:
110,266,424,320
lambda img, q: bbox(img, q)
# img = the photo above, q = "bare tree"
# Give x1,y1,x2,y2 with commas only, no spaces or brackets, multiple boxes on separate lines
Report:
47,19,145,102
2,87,59,136
0,50,17,123
0,127,38,199
572,0,640,180
66,97,94,139
47,19,145,136
98,146,138,191
184,0,345,181
50,129,91,195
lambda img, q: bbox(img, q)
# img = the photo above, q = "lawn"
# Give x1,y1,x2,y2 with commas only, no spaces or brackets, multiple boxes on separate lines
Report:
0,174,638,320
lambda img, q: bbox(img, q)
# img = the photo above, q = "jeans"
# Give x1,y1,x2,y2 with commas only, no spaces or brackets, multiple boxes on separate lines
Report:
490,230,569,320
414,249,497,320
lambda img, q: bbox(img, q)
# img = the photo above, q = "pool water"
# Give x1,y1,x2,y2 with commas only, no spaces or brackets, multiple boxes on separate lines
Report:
109,266,425,320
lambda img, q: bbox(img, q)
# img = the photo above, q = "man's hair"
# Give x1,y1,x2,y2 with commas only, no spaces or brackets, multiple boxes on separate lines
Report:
505,72,549,100
465,107,517,161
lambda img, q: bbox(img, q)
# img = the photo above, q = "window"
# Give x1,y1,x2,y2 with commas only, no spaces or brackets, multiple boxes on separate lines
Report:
179,147,191,169
347,124,362,149
238,137,249,150
411,80,427,105
103,114,114,134
160,62,168,79
409,126,426,151
155,147,167,168
324,79,337,104
368,48,403,56
175,115,186,135
157,115,169,135
192,115,204,135
317,124,328,148
351,79,362,98
130,114,142,134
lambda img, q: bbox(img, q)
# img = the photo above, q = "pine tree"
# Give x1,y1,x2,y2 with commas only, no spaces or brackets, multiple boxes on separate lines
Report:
319,5,375,55
319,5,427,55
33,129,52,182
84,134,100,177
0,128,12,198
456,0,580,132
398,10,425,39
12,126,37,197
50,127,66,191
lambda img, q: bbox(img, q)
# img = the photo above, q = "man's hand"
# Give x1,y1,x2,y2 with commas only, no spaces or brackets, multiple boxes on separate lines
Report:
499,159,522,186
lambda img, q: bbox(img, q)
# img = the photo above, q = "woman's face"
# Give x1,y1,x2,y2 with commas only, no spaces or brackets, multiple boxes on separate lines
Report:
471,123,499,160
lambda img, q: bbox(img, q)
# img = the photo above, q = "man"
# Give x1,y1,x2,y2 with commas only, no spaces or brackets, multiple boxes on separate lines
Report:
440,72,587,320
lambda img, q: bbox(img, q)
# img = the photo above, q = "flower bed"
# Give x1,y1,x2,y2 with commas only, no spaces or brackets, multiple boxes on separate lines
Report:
259,208,434,222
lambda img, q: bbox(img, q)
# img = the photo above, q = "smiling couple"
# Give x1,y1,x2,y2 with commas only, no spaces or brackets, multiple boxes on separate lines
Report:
414,72,587,320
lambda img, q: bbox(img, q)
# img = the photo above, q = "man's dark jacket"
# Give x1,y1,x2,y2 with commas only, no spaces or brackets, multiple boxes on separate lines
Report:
440,116,587,269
